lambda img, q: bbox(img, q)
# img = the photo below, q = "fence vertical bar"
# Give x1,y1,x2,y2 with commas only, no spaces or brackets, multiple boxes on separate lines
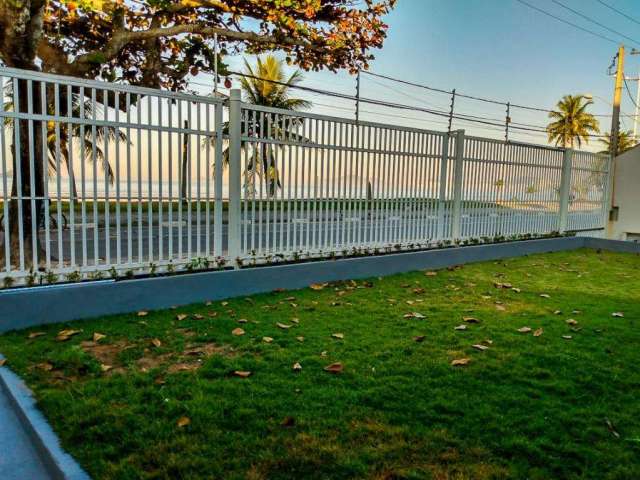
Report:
436,133,450,240
228,89,242,263
213,103,224,258
451,129,465,240
558,148,572,233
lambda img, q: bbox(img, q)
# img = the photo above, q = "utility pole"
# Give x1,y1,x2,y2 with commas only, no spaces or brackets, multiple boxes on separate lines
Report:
610,45,625,162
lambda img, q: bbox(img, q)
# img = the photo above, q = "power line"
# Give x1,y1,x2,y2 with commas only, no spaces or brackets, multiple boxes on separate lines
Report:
595,0,640,27
623,77,639,110
514,0,622,46
550,0,640,47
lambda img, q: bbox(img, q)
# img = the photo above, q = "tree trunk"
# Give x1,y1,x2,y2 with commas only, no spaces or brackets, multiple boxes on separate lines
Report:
0,0,47,271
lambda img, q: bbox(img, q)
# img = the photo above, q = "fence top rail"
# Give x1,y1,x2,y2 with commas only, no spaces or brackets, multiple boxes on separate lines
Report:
240,101,450,138
0,66,225,106
463,134,566,153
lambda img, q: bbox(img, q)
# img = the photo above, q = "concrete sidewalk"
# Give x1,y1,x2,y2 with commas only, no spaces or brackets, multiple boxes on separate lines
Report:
0,386,51,479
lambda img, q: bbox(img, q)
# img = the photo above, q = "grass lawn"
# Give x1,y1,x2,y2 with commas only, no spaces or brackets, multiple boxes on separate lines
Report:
1,248,639,479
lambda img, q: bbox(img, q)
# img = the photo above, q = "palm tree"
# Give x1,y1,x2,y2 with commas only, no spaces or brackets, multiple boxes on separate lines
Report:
598,130,637,156
209,55,311,196
3,84,125,200
546,95,600,148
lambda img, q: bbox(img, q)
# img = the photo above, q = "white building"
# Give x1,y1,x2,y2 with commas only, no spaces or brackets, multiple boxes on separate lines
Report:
608,144,640,241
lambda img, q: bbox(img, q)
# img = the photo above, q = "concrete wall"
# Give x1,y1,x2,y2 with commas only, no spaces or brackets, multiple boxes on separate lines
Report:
609,144,640,241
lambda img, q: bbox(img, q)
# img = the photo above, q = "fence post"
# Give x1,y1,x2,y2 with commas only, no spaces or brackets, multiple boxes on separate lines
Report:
227,89,242,262
558,148,573,233
451,129,465,240
436,133,450,240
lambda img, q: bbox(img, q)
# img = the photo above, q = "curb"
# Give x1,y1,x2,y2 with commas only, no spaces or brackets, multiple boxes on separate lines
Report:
0,354,91,480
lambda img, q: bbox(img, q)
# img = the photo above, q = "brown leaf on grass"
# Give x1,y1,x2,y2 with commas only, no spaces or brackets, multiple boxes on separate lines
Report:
205,301,213,306
281,416,296,427
562,335,573,340
276,322,292,330
231,328,245,336
193,314,204,320
566,319,578,326
263,337,274,343
296,336,304,342
495,304,506,312
100,364,112,372
517,327,532,333
221,301,229,306
151,338,162,348
463,316,480,323
612,312,624,318
292,362,302,372
56,329,82,342
539,294,550,299
332,333,344,340
237,318,248,324
413,335,426,342
310,283,328,290
0,359,6,367
28,332,46,339
177,416,191,428
284,296,296,302
320,351,328,357
35,362,53,371
324,362,344,374
413,287,426,294
232,370,252,378
454,324,467,331
290,303,298,308
208,311,217,318
291,318,300,324
403,312,425,319
176,314,188,321
137,311,149,317
472,344,489,351
554,310,562,315
533,328,544,337
425,271,437,277
93,333,106,342
451,358,471,366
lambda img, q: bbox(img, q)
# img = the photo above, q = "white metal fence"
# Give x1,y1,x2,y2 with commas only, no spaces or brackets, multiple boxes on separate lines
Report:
0,67,611,285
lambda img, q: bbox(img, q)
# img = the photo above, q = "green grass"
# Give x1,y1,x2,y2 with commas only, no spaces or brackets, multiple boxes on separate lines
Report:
1,249,639,479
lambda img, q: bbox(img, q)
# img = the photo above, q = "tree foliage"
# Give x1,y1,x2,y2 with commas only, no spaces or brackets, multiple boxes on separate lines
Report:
546,95,600,149
1,0,396,90
598,130,637,156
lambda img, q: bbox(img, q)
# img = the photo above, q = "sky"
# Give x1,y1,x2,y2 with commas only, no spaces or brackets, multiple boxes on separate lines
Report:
194,0,640,152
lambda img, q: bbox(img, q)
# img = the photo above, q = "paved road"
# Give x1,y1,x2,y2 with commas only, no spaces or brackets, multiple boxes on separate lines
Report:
31,209,575,269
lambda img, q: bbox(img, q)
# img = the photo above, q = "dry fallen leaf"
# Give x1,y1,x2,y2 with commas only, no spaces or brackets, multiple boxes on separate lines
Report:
221,301,229,306
472,344,489,351
495,304,506,312
56,329,82,342
193,314,204,320
292,362,302,372
539,294,550,299
232,328,245,336
425,271,437,277
35,362,53,371
0,359,6,367
463,316,480,323
562,335,573,340
92,332,106,342
263,337,274,343
566,319,578,326
233,370,252,378
176,314,188,321
100,364,112,372
237,318,248,324
291,318,300,324
403,312,425,319
517,327,532,333
511,287,521,293
332,333,344,340
612,312,624,318
177,416,191,428
137,311,149,317
451,358,471,366
605,418,620,438
554,310,562,315
413,335,426,342
324,362,344,374
310,283,328,290
28,332,46,339
276,322,292,330
151,338,162,348
454,324,467,331
533,328,544,337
